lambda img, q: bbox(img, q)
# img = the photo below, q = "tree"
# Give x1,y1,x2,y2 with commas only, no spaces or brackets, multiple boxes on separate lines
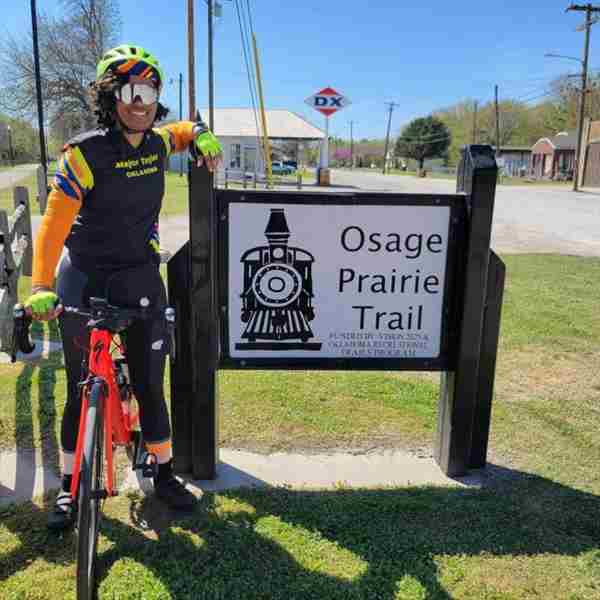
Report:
0,114,40,163
0,0,121,139
394,116,451,170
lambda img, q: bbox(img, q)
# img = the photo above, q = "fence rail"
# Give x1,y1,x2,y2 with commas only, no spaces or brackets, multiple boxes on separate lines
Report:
217,168,307,190
0,186,32,352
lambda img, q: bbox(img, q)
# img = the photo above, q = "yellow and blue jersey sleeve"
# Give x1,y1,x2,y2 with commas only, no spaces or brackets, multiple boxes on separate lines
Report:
32,145,94,289
154,121,197,155
53,146,94,201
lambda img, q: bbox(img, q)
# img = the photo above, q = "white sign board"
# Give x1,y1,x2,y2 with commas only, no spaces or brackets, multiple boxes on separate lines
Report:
227,203,451,360
305,87,351,117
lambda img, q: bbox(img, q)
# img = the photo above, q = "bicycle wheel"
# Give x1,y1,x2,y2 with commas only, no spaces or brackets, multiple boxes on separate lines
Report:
76,381,105,600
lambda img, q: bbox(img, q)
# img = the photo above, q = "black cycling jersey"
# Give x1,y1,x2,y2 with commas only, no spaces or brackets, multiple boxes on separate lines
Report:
63,127,170,271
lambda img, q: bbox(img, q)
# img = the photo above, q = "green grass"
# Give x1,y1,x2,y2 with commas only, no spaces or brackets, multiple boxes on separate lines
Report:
161,171,189,216
1,479,599,599
0,162,57,214
1,254,600,598
0,171,41,215
2,254,599,456
161,171,317,216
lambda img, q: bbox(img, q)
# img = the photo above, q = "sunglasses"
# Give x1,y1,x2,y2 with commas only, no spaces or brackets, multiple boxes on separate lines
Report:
115,83,159,106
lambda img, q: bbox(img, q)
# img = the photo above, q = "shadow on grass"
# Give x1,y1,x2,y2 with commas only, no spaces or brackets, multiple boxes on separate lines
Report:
1,464,590,599
13,319,62,498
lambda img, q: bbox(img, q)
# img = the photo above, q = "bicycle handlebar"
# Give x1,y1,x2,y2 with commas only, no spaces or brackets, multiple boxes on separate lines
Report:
11,296,177,363
11,304,35,361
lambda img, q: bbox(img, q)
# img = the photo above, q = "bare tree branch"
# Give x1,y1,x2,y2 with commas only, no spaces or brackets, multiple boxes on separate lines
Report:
0,0,121,142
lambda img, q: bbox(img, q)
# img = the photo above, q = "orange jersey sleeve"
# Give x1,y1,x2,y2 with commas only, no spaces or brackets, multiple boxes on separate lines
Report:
157,121,197,154
31,146,93,289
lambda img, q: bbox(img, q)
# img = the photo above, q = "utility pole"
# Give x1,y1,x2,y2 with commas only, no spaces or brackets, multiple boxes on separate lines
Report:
179,73,184,176
252,33,272,187
187,0,196,119
567,4,600,191
30,0,48,177
472,100,478,144
495,85,500,153
382,102,397,175
350,120,354,169
7,125,14,166
208,0,215,130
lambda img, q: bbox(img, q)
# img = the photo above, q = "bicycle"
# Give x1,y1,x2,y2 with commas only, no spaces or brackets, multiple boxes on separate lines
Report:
12,296,176,600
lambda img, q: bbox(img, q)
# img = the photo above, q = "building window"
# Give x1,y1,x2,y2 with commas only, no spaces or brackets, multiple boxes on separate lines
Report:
230,143,241,169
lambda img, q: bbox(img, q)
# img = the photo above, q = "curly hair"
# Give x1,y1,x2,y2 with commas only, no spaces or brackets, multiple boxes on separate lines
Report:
88,71,169,130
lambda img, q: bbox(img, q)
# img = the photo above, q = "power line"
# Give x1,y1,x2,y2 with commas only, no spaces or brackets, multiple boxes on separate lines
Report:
234,0,263,165
566,3,600,190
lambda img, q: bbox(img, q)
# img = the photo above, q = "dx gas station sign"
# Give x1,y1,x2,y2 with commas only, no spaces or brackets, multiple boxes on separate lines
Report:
305,87,352,117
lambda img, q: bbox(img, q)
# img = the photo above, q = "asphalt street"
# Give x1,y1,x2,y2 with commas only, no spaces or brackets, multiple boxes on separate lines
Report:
0,164,38,190
156,168,600,259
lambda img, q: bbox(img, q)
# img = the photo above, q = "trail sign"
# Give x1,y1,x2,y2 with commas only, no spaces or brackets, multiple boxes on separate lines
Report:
305,87,351,117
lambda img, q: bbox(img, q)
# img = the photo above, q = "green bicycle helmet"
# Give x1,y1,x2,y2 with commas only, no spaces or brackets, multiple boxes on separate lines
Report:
96,45,165,88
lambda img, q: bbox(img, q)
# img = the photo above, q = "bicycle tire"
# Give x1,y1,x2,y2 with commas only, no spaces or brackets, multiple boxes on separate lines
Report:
76,381,105,600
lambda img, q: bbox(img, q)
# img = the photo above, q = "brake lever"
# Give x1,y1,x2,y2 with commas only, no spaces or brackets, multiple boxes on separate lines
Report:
11,304,35,363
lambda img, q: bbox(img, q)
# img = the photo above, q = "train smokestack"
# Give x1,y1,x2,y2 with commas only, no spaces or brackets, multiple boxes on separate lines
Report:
265,208,290,246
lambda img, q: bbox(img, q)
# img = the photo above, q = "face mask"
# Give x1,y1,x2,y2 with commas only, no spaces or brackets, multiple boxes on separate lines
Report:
115,83,159,105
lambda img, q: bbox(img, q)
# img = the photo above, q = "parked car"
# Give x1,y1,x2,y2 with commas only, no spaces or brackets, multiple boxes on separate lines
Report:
271,161,294,175
283,160,297,171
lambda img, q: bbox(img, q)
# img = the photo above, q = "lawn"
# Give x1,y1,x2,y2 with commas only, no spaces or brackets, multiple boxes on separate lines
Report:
0,167,315,219
0,163,58,215
0,254,599,598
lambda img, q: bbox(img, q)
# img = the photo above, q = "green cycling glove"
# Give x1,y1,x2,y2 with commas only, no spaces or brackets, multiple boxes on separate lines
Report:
25,291,59,318
194,130,222,159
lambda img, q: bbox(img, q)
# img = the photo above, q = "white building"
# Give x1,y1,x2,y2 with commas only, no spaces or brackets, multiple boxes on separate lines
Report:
168,108,324,177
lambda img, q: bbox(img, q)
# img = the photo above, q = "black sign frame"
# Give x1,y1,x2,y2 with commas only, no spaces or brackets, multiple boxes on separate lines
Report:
216,190,467,372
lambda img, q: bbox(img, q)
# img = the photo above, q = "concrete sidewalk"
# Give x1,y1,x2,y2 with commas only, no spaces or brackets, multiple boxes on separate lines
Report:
0,444,483,508
1,342,479,505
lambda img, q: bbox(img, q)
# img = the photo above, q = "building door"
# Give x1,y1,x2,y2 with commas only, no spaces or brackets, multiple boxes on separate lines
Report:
583,141,600,187
244,146,257,174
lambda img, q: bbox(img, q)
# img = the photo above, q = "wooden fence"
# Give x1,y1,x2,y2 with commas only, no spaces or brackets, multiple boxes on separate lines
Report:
0,187,32,353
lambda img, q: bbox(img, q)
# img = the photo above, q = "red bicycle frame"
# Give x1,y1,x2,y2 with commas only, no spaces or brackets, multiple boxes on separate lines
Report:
70,329,134,499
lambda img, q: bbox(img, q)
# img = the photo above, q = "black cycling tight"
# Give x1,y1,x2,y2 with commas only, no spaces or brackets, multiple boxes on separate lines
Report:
56,254,171,452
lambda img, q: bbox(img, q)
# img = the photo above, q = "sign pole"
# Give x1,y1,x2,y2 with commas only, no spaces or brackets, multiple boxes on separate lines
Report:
168,162,219,479
435,144,498,477
321,115,329,170
306,87,350,186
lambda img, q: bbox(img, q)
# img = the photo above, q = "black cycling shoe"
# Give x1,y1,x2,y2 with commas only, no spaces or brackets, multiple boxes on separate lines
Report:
47,490,75,531
153,476,196,511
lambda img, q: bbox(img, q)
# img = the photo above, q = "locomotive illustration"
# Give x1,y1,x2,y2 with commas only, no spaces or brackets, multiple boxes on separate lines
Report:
235,208,322,351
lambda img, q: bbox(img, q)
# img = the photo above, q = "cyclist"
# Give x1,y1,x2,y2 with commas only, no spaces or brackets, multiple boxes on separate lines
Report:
24,45,223,529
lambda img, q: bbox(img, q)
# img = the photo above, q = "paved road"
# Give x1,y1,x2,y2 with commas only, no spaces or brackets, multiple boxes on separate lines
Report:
155,169,600,259
0,164,39,190
30,168,600,258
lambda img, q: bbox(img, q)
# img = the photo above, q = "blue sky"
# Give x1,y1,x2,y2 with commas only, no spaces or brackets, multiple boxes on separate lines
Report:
3,0,600,139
